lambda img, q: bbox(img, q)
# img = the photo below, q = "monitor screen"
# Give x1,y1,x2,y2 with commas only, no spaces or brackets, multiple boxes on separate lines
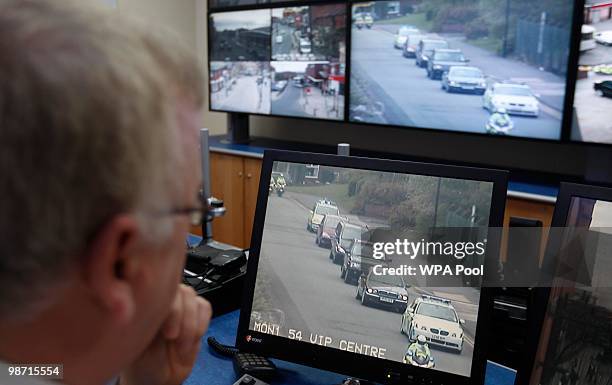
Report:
528,188,612,385
570,2,612,144
209,4,347,120
348,0,577,140
241,152,505,382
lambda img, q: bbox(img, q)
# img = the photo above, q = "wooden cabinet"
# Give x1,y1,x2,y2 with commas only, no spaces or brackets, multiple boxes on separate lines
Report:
209,152,262,249
501,197,555,265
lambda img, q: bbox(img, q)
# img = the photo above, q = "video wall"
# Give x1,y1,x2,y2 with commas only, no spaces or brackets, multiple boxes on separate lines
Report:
208,0,612,145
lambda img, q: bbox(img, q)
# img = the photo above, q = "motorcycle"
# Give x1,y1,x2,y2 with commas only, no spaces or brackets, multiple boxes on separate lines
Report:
403,347,435,369
486,114,514,135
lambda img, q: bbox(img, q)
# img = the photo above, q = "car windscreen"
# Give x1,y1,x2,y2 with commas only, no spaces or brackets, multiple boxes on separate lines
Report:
341,226,362,241
398,28,413,36
352,243,374,258
369,273,404,287
434,52,465,62
323,217,341,230
451,68,482,78
424,41,447,51
416,303,457,322
316,205,339,216
495,85,532,96
408,35,425,45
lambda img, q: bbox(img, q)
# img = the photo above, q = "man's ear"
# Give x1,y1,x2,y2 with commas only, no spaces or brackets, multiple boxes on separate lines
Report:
82,214,143,324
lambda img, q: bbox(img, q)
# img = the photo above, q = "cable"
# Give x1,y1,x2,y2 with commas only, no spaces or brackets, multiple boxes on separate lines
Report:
207,336,239,357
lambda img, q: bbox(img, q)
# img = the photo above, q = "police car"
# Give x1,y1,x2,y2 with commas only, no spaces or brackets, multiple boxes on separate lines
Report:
400,295,465,353
306,199,339,232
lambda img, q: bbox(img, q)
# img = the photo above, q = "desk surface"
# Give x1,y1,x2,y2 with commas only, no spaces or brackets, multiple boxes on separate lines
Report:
184,310,516,385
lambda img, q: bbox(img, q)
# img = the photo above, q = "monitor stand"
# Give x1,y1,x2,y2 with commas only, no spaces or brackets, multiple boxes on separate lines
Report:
221,112,250,144
584,146,612,185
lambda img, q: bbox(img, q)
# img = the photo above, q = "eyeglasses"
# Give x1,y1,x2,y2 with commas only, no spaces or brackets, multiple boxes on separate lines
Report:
166,197,226,227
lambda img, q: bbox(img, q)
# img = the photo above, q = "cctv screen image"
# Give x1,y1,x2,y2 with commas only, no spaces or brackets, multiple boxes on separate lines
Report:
349,0,576,140
248,161,495,377
530,197,612,385
209,4,346,120
571,2,612,144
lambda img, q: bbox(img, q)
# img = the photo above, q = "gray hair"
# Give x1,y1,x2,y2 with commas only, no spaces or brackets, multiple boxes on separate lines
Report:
0,1,204,319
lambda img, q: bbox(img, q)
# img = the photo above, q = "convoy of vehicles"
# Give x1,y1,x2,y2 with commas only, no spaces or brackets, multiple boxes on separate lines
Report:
298,193,469,366
415,39,449,68
400,295,465,353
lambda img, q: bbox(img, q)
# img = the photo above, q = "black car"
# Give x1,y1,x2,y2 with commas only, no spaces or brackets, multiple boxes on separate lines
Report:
415,39,449,68
356,271,409,313
329,222,365,265
427,48,468,80
341,240,383,285
595,80,612,98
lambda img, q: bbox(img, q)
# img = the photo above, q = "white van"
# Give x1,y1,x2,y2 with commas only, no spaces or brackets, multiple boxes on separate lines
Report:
581,25,597,52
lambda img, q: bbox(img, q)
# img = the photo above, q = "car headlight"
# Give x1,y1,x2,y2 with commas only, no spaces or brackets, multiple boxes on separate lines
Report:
449,81,458,86
350,262,360,268
421,326,427,330
372,289,378,294
433,65,442,70
367,288,373,294
401,295,408,301
479,82,486,87
452,333,457,338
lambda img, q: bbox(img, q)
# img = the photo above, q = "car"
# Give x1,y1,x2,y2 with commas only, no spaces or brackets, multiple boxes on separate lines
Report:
416,39,449,68
276,34,283,44
483,82,540,117
595,30,612,46
402,34,425,58
441,66,486,94
329,221,364,265
356,271,409,313
394,26,419,49
316,214,344,248
400,295,465,353
307,199,339,233
341,239,385,284
299,38,312,54
426,48,468,80
581,25,597,52
363,13,373,29
271,80,287,92
292,75,305,88
354,15,365,29
594,80,612,98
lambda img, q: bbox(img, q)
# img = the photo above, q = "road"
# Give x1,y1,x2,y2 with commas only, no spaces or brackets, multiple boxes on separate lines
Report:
350,26,562,140
252,190,479,377
573,19,612,143
211,75,270,114
272,83,342,120
272,23,299,60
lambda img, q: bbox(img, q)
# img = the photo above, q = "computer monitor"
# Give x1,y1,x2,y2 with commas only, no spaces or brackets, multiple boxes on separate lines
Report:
348,0,579,141
237,150,508,385
209,4,347,120
518,182,612,385
570,2,612,144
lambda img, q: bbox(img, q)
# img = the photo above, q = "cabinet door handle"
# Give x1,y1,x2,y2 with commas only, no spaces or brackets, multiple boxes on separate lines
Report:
247,173,252,179
238,171,243,178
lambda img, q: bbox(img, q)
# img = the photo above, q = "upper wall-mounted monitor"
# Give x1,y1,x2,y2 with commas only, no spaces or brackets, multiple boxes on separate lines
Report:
209,4,347,120
348,0,577,141
570,1,612,145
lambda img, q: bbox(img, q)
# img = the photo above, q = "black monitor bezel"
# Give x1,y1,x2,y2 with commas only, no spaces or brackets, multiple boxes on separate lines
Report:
206,0,587,145
514,182,612,385
236,149,509,385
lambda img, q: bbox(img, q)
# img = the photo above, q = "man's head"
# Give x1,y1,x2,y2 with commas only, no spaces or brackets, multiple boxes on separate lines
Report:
0,0,204,382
